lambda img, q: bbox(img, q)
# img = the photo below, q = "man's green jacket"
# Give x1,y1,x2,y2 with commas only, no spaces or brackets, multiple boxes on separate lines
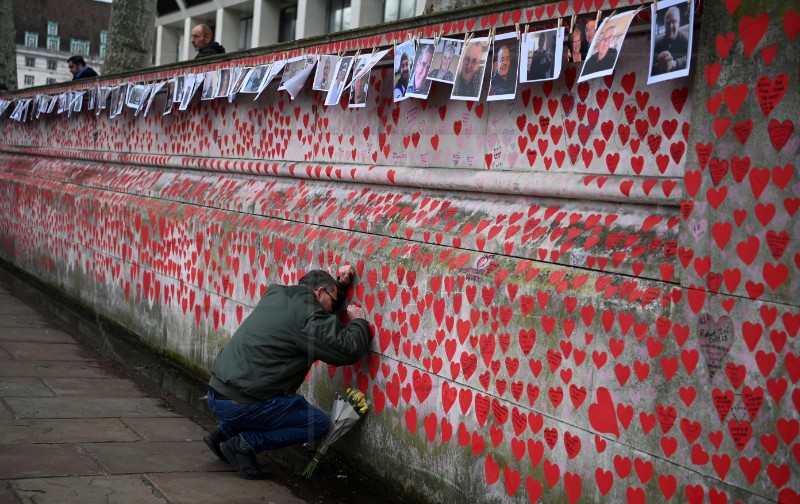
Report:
209,284,370,403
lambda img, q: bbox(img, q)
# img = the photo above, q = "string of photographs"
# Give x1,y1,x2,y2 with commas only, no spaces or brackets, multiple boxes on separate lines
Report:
0,1,694,123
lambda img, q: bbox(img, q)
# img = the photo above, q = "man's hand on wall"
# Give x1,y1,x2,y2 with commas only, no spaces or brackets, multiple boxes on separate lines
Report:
346,304,365,321
337,264,356,286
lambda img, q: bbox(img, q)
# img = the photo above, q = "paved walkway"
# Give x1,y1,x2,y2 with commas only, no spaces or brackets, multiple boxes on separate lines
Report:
0,283,307,504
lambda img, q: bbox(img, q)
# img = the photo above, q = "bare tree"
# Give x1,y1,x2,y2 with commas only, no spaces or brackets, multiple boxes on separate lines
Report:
103,0,157,74
0,0,17,90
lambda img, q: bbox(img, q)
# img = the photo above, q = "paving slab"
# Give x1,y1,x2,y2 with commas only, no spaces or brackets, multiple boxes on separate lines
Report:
0,481,17,504
0,361,109,379
42,377,146,398
0,342,91,362
11,475,168,504
1,419,139,444
122,417,209,442
0,402,15,423
0,328,75,344
4,397,181,419
0,378,54,398
0,308,41,317
0,315,50,328
81,441,227,474
0,348,11,360
0,303,39,316
0,444,103,479
147,472,308,504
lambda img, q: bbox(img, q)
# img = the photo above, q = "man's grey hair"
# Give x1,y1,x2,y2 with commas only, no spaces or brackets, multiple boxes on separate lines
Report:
665,6,680,21
298,269,337,292
443,44,455,58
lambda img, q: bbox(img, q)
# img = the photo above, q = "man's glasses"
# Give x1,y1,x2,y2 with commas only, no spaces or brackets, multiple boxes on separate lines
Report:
324,288,337,305
463,57,481,67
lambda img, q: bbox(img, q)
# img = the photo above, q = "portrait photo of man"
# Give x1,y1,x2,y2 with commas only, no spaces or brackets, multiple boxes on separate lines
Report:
163,79,175,115
240,65,270,94
428,39,461,84
215,68,232,98
173,75,186,105
349,58,370,108
582,25,619,75
313,56,337,91
407,40,435,99
521,28,563,83
578,9,639,82
487,33,519,100
451,38,489,101
583,18,597,53
324,56,354,106
201,71,218,100
393,40,415,102
648,0,693,83
228,67,249,97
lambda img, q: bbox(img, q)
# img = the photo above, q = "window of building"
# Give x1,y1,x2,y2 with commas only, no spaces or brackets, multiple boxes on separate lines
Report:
100,30,108,44
47,36,60,51
25,57,36,67
25,32,38,48
46,78,56,85
47,21,58,36
24,75,34,86
71,39,90,56
99,44,106,59
278,6,296,43
47,59,57,70
327,0,351,33
383,0,416,22
239,16,253,50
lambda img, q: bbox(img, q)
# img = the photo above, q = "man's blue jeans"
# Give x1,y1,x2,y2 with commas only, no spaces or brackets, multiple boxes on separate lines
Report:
207,387,330,453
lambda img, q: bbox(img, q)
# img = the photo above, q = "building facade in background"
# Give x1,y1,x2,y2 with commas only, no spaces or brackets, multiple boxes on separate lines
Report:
14,0,111,89
154,0,423,65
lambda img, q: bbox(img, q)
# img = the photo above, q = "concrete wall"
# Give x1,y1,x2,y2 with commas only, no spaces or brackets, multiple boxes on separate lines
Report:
1,0,798,502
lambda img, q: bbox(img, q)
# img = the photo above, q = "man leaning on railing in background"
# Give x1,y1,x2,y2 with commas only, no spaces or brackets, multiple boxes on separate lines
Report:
192,24,226,59
67,56,99,80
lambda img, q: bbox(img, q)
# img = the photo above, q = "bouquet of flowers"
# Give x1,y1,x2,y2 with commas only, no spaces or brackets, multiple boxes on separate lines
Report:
302,387,369,478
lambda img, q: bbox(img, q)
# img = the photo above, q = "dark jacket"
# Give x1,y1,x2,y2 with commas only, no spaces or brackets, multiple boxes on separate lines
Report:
209,284,370,403
196,42,226,59
73,66,99,80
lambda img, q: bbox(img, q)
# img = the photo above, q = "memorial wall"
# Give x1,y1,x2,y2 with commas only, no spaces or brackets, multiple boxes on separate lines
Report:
0,0,798,502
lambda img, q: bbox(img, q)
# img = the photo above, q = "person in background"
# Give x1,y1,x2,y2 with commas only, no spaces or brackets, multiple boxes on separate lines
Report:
192,24,226,59
568,28,584,63
652,6,689,75
204,268,368,480
67,56,98,80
